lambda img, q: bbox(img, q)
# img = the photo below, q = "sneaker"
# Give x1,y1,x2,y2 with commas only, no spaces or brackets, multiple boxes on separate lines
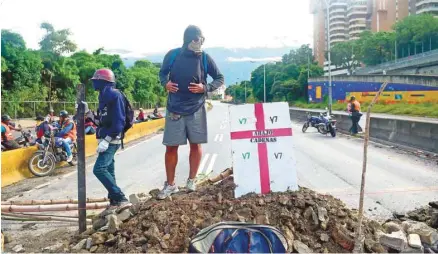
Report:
100,200,118,217
186,178,196,192
115,200,132,213
157,181,179,200
66,155,73,163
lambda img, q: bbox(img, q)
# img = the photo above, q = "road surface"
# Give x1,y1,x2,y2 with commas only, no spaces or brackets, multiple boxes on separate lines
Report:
3,101,438,219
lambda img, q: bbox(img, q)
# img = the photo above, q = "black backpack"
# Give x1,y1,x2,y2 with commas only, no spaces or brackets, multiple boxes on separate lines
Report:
118,90,134,149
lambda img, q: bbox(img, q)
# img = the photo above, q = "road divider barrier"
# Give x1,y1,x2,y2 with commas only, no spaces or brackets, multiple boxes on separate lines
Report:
289,107,438,153
1,118,165,187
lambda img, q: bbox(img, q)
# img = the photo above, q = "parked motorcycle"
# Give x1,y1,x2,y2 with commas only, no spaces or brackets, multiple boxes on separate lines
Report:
28,129,77,177
302,110,337,137
15,129,36,147
147,113,164,121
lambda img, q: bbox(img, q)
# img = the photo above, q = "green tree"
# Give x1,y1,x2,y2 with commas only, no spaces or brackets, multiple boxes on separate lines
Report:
329,40,361,74
39,22,77,55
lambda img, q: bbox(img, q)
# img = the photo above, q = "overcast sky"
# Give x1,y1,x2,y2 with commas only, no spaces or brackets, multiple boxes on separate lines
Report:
1,0,313,55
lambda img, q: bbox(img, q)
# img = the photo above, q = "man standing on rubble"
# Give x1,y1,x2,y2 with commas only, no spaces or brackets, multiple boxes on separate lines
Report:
157,25,224,199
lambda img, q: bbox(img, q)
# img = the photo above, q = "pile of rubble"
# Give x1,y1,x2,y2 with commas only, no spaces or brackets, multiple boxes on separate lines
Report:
61,178,438,253
394,202,438,229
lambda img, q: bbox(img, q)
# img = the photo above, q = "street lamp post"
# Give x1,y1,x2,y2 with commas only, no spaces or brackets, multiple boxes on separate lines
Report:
322,0,333,114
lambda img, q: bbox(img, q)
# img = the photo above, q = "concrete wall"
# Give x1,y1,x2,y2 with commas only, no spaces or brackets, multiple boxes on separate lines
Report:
309,75,438,87
289,108,438,153
1,119,165,187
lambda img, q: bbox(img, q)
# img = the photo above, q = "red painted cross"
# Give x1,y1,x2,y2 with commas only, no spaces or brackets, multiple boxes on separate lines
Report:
230,103,293,194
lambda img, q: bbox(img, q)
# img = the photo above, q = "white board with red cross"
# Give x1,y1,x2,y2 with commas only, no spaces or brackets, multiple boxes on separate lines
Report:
229,102,298,198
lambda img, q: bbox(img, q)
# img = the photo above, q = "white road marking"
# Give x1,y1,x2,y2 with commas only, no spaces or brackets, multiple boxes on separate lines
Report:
197,153,210,175
219,134,224,142
205,154,218,175
214,134,224,142
220,124,227,129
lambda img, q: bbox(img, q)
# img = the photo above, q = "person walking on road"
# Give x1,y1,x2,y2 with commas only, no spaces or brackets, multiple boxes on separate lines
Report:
157,25,224,199
83,68,132,213
349,96,362,135
1,115,22,150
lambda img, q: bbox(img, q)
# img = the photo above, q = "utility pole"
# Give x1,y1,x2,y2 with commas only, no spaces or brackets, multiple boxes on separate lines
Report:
76,83,86,233
323,0,333,114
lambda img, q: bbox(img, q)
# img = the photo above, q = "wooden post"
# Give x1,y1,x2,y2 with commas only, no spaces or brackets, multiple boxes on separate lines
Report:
76,83,87,233
353,82,388,252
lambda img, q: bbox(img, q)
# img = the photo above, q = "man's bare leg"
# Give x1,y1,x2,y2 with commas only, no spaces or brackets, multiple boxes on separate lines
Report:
189,143,202,179
165,145,179,185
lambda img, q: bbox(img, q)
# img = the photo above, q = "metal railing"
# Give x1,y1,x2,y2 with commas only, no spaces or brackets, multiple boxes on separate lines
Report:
1,100,157,119
355,49,438,74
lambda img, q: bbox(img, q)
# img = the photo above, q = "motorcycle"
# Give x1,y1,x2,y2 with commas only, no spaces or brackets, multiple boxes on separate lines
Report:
147,113,164,121
302,110,337,137
28,129,77,177
15,129,36,147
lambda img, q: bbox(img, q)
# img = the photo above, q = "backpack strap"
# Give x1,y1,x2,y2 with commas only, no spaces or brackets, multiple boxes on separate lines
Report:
201,52,208,84
168,48,181,73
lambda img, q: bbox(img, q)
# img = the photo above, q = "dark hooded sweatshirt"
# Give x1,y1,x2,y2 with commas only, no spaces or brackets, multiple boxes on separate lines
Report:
159,26,224,115
92,80,125,140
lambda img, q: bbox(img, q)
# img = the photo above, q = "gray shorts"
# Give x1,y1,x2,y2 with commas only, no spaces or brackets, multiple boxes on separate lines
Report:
162,106,207,146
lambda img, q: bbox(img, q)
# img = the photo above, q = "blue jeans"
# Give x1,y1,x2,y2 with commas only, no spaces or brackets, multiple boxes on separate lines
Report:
85,126,96,135
61,138,72,156
93,144,127,202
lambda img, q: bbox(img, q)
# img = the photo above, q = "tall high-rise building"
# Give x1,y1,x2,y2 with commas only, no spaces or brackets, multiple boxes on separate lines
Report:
311,0,415,66
416,0,438,16
371,0,410,32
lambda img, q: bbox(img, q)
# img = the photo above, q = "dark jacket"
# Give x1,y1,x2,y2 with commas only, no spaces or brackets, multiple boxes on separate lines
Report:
93,80,125,140
159,47,224,115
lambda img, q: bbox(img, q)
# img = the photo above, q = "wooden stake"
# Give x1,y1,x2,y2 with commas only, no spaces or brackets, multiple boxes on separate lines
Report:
2,213,92,224
197,168,233,187
353,82,388,253
76,83,87,233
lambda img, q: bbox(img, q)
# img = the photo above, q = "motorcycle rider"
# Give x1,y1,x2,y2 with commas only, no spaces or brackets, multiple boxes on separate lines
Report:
81,68,132,213
1,115,22,150
35,115,52,143
56,110,76,162
136,108,145,123
47,108,55,123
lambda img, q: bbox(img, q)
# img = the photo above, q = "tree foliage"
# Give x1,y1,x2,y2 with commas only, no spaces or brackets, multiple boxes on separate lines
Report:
1,24,167,118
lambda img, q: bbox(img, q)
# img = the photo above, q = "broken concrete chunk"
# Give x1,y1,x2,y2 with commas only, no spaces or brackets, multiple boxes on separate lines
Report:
379,230,408,251
12,244,25,253
116,209,132,222
406,221,438,245
42,243,63,253
72,239,87,251
408,234,422,249
293,240,313,253
383,221,402,233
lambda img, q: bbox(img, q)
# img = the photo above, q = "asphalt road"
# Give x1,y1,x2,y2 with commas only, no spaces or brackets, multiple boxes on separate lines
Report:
4,101,438,220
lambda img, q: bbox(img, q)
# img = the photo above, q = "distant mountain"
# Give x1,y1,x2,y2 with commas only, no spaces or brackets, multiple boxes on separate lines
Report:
110,47,294,85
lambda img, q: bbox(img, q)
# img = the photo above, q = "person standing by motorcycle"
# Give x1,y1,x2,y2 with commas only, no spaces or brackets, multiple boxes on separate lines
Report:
1,115,22,150
55,110,76,162
81,68,132,213
350,96,362,135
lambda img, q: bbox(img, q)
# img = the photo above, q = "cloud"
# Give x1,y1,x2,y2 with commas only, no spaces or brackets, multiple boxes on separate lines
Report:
226,57,282,62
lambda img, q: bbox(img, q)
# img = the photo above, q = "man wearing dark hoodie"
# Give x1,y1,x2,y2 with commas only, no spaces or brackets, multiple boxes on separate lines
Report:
158,25,224,199
84,69,132,213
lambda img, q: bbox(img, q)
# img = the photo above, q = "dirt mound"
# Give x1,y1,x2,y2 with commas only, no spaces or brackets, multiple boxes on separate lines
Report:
68,177,391,253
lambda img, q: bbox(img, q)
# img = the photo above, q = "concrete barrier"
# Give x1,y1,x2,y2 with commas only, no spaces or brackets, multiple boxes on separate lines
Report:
289,107,438,153
1,119,165,187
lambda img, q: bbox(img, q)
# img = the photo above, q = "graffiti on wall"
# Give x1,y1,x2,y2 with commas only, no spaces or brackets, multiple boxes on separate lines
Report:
308,81,438,104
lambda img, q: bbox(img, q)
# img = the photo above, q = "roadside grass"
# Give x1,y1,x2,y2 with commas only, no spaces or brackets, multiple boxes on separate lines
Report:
292,101,438,118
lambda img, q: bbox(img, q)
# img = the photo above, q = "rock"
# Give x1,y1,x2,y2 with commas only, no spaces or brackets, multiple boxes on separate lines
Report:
129,193,141,204
12,244,25,253
332,224,355,251
116,209,132,222
80,228,96,238
430,210,438,228
144,223,161,244
86,238,93,250
192,203,198,211
406,221,438,245
42,243,64,253
320,233,329,242
105,234,116,246
293,240,312,253
279,196,288,205
408,234,423,248
160,241,169,249
383,221,402,233
22,223,37,230
255,214,270,224
364,238,387,253
317,206,328,222
91,232,107,245
337,210,347,218
303,207,318,226
429,201,438,209
72,239,87,251
401,245,424,253
321,220,328,230
379,230,408,251
89,246,98,253
258,199,265,206
141,244,148,252
282,226,294,252
107,215,122,234
180,214,191,224
92,217,107,230
217,192,223,203
163,234,170,240
134,237,148,246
